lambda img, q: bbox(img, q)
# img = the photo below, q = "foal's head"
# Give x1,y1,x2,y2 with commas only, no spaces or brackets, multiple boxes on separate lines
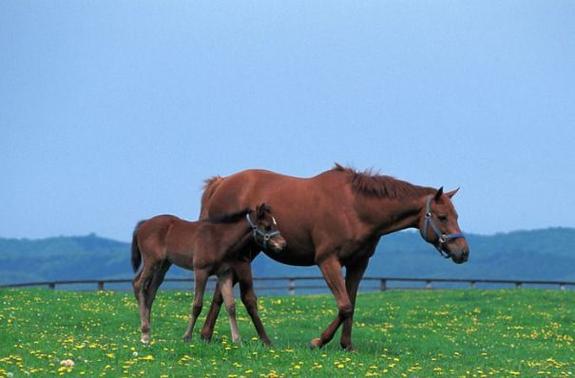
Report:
418,187,470,264
247,203,287,253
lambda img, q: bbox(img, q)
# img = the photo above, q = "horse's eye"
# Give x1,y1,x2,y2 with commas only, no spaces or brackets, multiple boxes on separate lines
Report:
438,215,448,222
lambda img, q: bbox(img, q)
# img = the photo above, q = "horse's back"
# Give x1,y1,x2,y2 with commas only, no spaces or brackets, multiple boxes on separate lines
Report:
200,168,353,265
136,215,180,252
136,215,200,268
201,169,320,218
204,167,348,204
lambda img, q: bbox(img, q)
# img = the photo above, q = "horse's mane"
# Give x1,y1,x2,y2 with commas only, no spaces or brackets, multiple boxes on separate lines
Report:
332,163,431,199
201,176,223,203
203,208,251,224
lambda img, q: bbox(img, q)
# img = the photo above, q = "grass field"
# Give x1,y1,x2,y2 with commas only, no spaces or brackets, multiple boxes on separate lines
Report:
1,289,574,377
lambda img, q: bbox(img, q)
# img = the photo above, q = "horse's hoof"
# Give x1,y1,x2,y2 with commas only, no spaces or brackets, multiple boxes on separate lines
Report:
140,334,150,344
200,334,212,343
261,338,272,347
341,344,355,352
309,338,322,349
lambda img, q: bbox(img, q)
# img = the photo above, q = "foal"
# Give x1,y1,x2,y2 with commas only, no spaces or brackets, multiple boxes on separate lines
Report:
131,204,286,344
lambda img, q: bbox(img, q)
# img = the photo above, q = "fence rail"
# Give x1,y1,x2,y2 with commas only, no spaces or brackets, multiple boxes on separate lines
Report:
1,276,573,293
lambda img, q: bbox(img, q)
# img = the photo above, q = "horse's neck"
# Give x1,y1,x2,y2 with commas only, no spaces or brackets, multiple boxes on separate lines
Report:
210,220,252,256
355,190,433,236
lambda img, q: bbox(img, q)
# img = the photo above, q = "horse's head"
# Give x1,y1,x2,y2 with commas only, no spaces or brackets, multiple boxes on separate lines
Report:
248,203,287,253
418,187,469,264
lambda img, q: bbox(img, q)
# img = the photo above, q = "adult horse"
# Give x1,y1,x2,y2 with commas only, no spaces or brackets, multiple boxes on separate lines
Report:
199,164,469,350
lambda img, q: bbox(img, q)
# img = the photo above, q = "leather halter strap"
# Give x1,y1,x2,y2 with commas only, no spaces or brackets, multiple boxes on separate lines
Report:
420,195,465,258
246,213,281,251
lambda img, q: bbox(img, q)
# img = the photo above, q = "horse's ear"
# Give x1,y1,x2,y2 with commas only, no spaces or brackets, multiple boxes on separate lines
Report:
256,203,267,219
446,187,460,199
434,187,444,202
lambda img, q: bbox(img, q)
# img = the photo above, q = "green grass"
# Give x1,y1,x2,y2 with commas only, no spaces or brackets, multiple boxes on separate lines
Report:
1,289,574,377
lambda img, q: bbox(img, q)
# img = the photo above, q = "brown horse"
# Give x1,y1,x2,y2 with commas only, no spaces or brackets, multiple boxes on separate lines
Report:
131,204,286,344
198,164,469,350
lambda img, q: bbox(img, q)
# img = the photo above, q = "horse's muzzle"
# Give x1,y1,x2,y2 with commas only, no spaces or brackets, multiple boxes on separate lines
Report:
268,236,287,253
451,247,469,264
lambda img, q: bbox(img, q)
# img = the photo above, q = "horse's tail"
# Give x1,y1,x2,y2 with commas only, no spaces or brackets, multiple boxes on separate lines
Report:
200,176,224,219
131,220,146,273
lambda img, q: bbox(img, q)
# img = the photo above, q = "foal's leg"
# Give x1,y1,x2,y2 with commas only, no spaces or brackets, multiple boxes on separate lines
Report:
132,270,142,301
143,260,171,333
182,269,209,342
134,262,156,343
339,256,370,351
235,262,271,345
200,250,260,342
200,280,224,342
309,257,353,349
220,272,241,343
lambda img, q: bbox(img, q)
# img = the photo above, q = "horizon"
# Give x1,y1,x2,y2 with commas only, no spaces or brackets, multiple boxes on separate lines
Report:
2,2,574,240
2,226,574,244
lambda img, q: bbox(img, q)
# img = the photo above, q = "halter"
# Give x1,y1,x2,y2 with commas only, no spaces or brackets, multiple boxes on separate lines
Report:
420,195,465,258
245,212,281,251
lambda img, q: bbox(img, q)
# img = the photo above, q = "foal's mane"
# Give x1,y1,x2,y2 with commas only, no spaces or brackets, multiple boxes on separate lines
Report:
204,208,251,224
332,163,432,199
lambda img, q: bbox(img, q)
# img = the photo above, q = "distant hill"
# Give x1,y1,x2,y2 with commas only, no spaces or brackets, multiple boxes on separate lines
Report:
1,228,574,285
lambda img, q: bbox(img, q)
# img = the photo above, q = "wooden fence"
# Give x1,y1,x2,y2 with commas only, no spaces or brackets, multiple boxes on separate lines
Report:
1,276,573,293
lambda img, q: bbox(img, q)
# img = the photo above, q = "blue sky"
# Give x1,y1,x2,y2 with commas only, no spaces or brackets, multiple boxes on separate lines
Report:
1,1,574,241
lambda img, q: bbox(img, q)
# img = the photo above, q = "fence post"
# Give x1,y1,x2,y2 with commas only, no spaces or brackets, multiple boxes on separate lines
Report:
97,281,105,291
469,281,476,289
425,280,432,290
515,282,522,289
48,282,55,290
288,278,295,296
380,279,387,291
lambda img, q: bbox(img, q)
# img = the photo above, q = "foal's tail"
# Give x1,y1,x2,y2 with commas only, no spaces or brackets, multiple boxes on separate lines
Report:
131,220,146,273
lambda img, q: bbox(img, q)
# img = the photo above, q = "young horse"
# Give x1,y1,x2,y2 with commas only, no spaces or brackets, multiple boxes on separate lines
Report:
131,204,286,344
198,164,470,350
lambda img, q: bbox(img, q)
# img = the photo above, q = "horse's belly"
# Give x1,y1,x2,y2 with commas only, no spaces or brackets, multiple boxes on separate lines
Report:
167,250,194,270
263,246,316,266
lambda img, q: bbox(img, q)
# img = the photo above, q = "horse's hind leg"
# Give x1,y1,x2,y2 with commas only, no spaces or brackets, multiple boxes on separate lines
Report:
183,269,209,342
200,281,223,342
134,263,156,344
132,270,142,301
309,256,353,349
147,261,170,305
220,271,241,343
142,260,171,337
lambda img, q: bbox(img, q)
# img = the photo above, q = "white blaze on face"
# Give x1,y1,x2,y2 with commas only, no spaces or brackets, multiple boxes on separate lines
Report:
272,216,277,226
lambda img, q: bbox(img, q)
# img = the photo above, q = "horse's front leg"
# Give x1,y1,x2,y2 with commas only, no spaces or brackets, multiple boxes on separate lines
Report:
340,256,370,351
199,281,223,342
200,249,257,342
219,271,241,344
235,261,271,345
309,256,353,349
183,269,209,342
